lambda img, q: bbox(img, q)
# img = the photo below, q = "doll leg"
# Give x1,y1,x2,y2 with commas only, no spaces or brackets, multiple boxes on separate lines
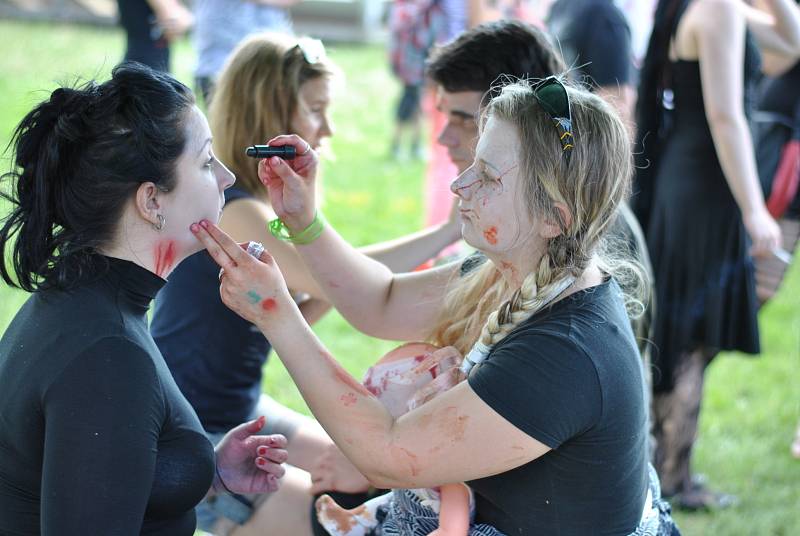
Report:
315,492,391,536
427,483,471,536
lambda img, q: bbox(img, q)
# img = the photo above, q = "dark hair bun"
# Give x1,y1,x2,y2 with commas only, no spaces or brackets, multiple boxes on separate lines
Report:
0,62,194,291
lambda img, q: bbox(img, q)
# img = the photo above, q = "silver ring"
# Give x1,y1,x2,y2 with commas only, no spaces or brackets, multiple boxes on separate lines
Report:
246,241,265,259
218,268,225,281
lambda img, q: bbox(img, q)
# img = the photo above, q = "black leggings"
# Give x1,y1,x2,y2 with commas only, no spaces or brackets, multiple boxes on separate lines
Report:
652,347,714,496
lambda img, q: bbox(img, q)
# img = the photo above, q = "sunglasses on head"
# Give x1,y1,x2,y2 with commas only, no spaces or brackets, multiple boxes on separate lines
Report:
531,77,574,162
288,37,326,65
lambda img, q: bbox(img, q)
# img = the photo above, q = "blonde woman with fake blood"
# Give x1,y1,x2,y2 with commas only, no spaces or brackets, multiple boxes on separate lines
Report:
0,63,288,536
192,79,681,535
151,32,463,536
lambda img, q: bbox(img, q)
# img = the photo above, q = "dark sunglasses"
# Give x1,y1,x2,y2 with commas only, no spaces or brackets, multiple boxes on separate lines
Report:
531,77,574,162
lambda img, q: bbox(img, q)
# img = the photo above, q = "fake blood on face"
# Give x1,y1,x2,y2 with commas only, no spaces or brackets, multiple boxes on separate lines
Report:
483,226,498,245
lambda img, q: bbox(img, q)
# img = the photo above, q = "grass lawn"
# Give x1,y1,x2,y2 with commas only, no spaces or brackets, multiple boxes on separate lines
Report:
1,19,799,535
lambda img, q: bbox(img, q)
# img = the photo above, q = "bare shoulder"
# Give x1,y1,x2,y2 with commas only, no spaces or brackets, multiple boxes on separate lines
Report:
690,0,743,27
219,197,275,238
680,0,744,57
695,0,740,10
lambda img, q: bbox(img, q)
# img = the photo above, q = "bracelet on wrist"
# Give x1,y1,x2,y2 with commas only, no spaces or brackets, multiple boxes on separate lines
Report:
268,211,325,245
214,462,236,495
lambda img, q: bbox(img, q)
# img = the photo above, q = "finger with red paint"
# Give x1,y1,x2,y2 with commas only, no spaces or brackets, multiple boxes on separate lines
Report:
231,415,268,440
214,416,290,495
255,456,286,478
256,442,289,466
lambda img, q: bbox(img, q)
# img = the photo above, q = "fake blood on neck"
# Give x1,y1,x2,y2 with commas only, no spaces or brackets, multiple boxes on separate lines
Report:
154,241,176,278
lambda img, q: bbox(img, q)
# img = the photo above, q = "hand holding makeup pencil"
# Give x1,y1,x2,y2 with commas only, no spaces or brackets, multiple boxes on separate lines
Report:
257,134,319,232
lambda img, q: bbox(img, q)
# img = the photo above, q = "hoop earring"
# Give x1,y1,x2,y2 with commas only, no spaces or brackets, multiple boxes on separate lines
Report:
153,214,166,231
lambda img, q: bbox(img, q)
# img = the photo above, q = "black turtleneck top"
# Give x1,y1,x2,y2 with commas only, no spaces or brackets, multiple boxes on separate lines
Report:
0,257,215,535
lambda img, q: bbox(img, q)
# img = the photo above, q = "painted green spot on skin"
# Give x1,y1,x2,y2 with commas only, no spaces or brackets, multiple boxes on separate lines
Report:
247,290,262,304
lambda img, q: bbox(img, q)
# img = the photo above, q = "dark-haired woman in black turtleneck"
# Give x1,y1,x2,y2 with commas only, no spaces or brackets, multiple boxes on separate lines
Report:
0,62,286,535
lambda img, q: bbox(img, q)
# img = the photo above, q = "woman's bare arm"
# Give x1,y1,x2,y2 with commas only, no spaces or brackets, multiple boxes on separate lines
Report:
293,224,460,341
219,197,459,340
359,220,461,272
192,221,550,489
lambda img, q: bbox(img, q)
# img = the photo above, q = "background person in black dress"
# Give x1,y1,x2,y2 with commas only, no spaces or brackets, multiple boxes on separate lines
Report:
0,62,286,535
116,0,193,72
634,0,800,510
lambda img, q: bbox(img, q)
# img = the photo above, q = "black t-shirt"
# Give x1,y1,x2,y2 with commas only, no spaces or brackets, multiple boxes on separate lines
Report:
152,187,271,434
467,278,649,535
547,0,633,88
0,257,215,535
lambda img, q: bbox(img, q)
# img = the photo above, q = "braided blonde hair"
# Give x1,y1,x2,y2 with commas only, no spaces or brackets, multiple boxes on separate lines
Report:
431,79,642,355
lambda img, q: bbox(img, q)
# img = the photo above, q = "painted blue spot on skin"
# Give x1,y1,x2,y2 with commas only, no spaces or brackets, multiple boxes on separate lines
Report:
247,290,262,304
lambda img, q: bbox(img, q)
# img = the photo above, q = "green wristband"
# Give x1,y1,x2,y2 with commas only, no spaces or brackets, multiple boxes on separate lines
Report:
268,211,325,245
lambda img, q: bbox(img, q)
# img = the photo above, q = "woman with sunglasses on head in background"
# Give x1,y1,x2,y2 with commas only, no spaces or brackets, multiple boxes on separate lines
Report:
633,0,800,510
151,32,462,535
0,63,288,536
192,77,681,535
